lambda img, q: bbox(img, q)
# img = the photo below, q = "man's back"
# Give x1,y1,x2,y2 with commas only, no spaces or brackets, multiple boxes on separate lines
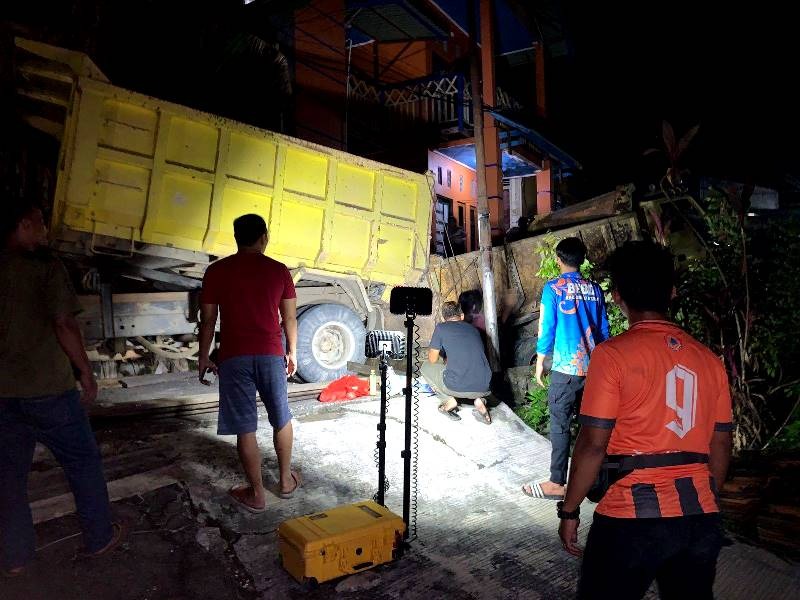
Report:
201,253,295,361
537,272,609,376
430,321,491,393
581,320,732,518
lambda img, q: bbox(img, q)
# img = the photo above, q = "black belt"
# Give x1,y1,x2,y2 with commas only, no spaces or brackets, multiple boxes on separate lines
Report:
588,451,709,503
605,451,709,472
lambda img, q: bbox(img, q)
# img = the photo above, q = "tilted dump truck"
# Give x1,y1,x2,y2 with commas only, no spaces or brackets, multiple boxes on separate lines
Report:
12,39,433,382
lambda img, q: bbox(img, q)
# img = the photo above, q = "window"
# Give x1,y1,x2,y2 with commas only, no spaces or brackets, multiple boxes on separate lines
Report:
458,204,465,227
447,170,452,188
471,179,477,198
437,167,442,185
459,175,464,192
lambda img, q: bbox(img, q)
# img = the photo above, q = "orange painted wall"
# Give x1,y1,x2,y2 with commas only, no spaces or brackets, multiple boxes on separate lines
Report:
349,0,473,84
428,150,479,251
351,41,431,83
429,151,475,205
294,0,347,148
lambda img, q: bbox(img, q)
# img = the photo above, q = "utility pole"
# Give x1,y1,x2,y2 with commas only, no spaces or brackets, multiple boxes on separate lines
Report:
469,0,501,371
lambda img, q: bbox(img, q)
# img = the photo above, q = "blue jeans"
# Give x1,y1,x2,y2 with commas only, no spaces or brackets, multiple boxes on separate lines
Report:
0,390,113,570
547,370,585,485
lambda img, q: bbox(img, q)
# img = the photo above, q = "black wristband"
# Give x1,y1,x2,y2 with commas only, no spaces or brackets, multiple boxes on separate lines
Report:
557,501,580,520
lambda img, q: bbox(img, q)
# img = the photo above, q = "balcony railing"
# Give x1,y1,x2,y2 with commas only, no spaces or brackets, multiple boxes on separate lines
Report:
348,72,521,134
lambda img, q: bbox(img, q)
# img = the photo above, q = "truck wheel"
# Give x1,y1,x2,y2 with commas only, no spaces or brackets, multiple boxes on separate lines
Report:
296,304,366,383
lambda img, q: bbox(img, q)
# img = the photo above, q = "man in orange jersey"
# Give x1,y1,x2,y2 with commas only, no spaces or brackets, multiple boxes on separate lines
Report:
555,241,733,600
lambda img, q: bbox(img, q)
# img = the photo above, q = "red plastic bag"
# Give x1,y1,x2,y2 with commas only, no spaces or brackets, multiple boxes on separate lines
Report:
318,375,370,403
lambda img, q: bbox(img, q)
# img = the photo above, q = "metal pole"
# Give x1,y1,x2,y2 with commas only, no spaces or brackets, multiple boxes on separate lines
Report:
376,354,388,506
344,38,353,151
470,34,501,371
401,314,414,538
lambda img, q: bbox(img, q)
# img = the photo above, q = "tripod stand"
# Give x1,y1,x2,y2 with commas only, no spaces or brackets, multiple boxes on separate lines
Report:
371,326,415,540
375,345,390,506
368,285,432,541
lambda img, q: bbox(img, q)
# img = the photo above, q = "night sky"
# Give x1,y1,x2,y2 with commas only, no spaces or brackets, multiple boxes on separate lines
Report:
3,1,797,201
549,1,798,199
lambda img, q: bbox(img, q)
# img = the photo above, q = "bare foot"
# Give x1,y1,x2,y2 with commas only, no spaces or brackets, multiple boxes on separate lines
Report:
279,471,303,499
474,398,492,424
521,481,566,499
539,481,566,496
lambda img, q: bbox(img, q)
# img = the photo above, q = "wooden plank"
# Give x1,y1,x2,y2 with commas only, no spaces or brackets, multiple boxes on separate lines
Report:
119,372,195,388
720,476,765,496
31,468,178,524
91,394,219,417
529,184,634,233
28,447,179,502
90,382,328,418
762,504,800,521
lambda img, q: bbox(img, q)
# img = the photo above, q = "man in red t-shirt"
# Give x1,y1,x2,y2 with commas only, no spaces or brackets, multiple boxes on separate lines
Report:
199,214,300,513
555,241,733,599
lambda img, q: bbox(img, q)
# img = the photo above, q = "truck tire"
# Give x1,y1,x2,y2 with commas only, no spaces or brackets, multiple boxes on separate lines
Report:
296,304,366,383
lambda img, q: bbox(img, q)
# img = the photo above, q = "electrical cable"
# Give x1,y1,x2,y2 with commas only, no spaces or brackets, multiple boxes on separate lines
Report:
410,320,422,541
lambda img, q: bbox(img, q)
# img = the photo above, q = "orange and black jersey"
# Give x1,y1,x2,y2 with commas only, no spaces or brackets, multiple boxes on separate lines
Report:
579,321,733,519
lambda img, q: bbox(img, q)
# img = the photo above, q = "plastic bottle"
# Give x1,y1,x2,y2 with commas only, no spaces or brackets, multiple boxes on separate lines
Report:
369,369,378,395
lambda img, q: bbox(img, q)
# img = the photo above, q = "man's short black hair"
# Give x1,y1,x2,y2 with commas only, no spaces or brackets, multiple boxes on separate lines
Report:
441,301,462,320
1,200,40,246
605,241,674,314
233,214,267,247
458,289,483,317
555,237,587,268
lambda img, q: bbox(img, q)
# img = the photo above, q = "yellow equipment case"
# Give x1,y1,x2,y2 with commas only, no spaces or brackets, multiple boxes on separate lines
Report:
277,500,405,584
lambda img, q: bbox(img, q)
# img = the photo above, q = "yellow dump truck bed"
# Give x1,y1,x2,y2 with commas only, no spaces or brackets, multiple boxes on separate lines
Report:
19,39,431,286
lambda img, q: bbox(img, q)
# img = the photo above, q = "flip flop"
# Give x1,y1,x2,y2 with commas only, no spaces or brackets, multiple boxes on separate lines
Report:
438,404,462,421
2,566,26,579
279,471,303,499
77,520,128,558
472,408,492,425
229,485,267,513
521,482,565,501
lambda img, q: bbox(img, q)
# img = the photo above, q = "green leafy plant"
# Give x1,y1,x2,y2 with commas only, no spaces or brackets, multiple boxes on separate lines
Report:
600,279,629,337
535,235,593,281
516,375,550,434
669,187,800,451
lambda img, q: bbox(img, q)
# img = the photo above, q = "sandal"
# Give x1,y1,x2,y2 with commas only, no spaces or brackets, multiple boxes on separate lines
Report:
279,471,303,499
473,398,492,424
229,485,267,513
521,482,565,501
78,520,128,558
438,404,461,421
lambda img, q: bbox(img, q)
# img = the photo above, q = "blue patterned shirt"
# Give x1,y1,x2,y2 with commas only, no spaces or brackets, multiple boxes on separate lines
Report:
536,272,610,376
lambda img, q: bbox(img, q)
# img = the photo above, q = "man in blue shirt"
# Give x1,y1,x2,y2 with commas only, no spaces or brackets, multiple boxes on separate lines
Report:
523,237,610,500
423,302,493,424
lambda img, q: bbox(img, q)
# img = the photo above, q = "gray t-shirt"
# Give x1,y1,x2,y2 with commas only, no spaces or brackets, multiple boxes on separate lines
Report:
429,320,492,393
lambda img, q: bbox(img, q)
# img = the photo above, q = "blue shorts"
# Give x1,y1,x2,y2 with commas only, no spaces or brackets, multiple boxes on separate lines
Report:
217,355,291,435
